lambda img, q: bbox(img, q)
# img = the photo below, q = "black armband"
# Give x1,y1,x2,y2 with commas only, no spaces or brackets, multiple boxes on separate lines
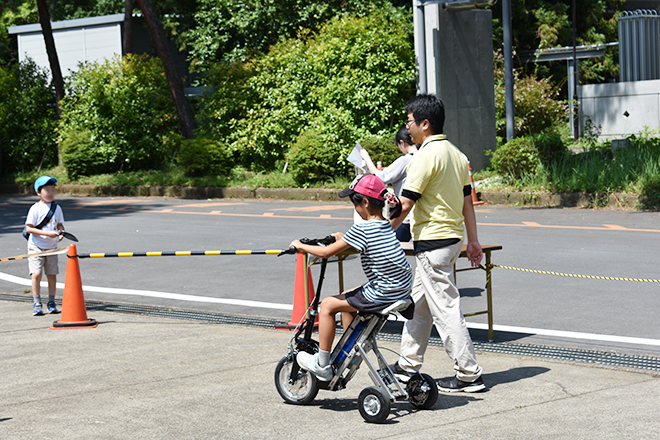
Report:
401,189,422,202
463,185,471,197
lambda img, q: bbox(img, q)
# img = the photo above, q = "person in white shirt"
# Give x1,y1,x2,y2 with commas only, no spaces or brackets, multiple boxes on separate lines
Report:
359,126,418,241
24,176,65,316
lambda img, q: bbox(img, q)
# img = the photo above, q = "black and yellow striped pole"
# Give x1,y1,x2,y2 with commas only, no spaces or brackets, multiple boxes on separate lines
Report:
77,249,286,259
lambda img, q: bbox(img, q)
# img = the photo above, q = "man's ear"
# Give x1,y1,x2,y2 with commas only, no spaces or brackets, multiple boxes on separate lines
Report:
420,119,431,132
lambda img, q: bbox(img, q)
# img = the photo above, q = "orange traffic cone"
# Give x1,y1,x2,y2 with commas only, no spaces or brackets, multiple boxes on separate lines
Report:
468,161,485,206
287,252,318,328
50,244,97,330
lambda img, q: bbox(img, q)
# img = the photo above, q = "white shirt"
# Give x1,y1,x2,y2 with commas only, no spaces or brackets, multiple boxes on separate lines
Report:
25,202,64,249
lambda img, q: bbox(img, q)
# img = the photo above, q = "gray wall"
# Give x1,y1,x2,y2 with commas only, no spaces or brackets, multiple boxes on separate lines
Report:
579,79,660,138
428,8,496,171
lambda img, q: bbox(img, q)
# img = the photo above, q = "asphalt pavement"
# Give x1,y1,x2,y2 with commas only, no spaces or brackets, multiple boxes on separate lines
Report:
2,300,659,439
1,195,659,358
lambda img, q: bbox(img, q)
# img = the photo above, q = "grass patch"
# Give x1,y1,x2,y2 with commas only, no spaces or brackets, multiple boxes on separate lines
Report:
5,165,353,191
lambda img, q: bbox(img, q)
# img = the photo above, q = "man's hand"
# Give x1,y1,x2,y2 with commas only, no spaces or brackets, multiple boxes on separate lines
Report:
466,240,483,267
359,149,371,161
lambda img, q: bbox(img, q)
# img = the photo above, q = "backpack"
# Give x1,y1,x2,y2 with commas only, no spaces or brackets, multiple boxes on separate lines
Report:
23,202,58,241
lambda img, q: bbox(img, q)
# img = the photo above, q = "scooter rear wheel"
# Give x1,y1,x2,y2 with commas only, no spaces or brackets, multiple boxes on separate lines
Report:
406,373,438,409
274,356,319,405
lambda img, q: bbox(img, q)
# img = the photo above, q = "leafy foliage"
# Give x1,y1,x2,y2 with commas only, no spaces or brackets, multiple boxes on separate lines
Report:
360,132,401,168
489,136,540,178
58,54,181,175
188,0,401,67
176,138,234,177
199,9,416,173
60,130,106,179
0,59,58,176
494,51,568,138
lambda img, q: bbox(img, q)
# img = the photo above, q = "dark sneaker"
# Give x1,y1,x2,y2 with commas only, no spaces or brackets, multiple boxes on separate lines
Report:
388,362,414,383
47,302,59,314
33,303,44,316
437,376,486,393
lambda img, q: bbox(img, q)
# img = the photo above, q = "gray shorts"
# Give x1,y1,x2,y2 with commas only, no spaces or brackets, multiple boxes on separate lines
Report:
345,286,389,314
28,243,59,275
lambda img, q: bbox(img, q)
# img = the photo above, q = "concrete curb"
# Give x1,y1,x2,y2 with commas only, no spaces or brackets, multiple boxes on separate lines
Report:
0,183,648,209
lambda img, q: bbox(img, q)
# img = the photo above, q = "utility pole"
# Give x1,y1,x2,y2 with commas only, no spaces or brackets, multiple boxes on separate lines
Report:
572,0,579,140
502,0,514,141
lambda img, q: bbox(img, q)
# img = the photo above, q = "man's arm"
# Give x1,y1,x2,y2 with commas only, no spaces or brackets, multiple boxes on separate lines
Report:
390,196,415,231
463,196,483,267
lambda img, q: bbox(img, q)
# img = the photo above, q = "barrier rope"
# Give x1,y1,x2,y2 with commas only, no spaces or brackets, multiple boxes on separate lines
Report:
77,249,285,259
490,264,660,283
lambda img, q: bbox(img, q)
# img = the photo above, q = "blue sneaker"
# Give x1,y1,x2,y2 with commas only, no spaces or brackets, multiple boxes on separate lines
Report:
296,351,332,381
47,302,59,314
33,303,44,316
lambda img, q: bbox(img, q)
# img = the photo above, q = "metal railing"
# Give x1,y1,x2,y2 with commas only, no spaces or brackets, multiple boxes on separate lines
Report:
618,9,660,82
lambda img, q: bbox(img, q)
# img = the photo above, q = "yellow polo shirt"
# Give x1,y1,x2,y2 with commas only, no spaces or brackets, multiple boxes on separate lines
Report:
403,134,471,241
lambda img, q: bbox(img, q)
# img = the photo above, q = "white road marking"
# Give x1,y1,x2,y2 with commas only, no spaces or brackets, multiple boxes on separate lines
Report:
2,270,659,346
0,271,292,311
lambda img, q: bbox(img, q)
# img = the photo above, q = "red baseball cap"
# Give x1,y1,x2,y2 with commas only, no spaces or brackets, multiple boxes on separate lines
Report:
339,174,387,200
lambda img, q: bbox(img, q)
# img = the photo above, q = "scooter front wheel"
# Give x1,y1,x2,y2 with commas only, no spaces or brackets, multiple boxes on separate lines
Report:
274,355,319,405
358,387,391,424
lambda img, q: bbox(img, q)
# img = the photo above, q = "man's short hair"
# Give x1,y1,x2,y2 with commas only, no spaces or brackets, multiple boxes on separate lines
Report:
405,94,445,135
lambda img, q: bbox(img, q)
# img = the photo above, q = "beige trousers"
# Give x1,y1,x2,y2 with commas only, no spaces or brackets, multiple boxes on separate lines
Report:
399,241,482,382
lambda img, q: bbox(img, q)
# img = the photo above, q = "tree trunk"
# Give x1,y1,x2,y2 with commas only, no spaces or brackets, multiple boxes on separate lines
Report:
123,0,133,54
134,0,196,140
36,0,64,165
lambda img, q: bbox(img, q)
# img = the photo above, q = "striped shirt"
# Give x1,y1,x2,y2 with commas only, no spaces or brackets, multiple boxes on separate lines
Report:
342,220,413,304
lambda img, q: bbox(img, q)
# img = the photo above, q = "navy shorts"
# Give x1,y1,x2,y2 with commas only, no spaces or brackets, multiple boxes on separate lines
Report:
345,286,389,314
345,286,415,319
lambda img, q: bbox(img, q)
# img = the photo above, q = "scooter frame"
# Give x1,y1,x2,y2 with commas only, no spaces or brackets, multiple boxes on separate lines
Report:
275,237,437,423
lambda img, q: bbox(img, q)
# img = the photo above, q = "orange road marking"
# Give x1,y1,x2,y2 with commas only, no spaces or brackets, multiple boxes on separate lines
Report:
603,224,628,230
175,202,248,208
263,212,275,216
479,222,660,233
522,221,542,227
319,214,332,218
209,211,222,214
272,205,353,212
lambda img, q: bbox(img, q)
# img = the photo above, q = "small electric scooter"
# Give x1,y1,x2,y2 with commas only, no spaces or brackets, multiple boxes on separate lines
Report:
275,236,438,423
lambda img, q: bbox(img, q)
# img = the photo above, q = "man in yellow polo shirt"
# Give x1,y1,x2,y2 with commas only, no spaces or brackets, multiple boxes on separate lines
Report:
389,94,486,393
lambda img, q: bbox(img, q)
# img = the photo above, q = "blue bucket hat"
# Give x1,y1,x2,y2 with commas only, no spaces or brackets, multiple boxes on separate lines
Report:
34,176,57,194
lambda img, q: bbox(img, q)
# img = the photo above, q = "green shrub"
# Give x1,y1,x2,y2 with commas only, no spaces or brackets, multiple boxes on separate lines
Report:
199,8,416,171
61,130,107,179
534,131,567,164
0,59,58,176
288,129,344,185
494,51,568,138
640,174,660,211
490,136,539,178
359,132,400,168
176,138,234,177
58,54,181,175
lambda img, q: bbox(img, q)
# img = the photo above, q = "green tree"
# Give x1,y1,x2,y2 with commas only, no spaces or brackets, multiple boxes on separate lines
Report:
58,54,181,175
187,0,402,68
0,59,58,175
199,8,416,172
490,0,626,88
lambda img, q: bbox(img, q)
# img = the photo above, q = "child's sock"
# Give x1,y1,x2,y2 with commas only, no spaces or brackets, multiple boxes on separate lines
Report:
33,295,41,305
48,295,55,304
318,350,331,367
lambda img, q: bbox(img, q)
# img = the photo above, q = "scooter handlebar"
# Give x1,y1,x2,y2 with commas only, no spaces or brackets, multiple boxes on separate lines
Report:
277,235,337,256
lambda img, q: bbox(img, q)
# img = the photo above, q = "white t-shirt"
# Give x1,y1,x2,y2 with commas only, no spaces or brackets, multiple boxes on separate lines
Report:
25,202,64,249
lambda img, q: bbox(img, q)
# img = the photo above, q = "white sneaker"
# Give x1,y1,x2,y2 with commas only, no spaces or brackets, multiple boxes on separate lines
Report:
296,351,332,381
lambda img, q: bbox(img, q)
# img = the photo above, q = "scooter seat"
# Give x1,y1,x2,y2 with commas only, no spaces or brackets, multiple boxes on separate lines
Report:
379,299,413,316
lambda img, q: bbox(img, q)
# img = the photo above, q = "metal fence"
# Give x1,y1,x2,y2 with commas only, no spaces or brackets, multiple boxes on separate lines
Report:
618,9,660,82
